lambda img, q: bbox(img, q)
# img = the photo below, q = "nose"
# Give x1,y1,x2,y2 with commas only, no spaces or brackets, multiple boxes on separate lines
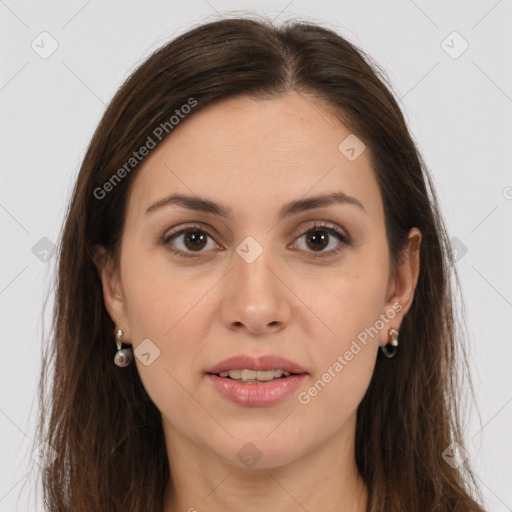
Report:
219,245,292,336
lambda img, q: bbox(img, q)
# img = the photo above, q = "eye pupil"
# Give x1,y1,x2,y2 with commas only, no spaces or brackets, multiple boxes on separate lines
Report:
184,231,207,251
306,230,329,251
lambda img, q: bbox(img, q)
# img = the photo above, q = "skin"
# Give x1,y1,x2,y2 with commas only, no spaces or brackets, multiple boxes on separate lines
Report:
95,91,421,512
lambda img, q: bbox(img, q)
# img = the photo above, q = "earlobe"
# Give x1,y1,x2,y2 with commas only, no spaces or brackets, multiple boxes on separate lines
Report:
93,246,130,339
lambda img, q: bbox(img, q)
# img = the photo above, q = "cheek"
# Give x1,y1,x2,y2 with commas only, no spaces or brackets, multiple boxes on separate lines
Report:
306,257,389,350
121,245,209,340
297,298,381,432
119,258,213,424
299,256,389,403
120,250,219,384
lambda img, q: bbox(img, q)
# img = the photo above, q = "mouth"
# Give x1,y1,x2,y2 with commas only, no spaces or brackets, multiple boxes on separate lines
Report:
207,368,307,383
204,355,309,406
205,371,308,407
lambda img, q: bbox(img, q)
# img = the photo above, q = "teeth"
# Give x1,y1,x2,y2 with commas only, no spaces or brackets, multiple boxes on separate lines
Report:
218,369,292,381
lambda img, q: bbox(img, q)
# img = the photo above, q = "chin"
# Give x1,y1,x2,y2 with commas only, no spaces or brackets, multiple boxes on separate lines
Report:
209,429,308,470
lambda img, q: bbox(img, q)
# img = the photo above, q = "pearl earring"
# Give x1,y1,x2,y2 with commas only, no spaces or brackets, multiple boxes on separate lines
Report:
114,328,133,367
381,327,399,358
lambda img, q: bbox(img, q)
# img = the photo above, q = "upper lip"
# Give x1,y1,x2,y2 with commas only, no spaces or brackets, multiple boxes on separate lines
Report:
206,354,308,375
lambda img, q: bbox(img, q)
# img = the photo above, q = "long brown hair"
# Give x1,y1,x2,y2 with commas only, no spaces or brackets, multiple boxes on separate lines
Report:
32,15,486,511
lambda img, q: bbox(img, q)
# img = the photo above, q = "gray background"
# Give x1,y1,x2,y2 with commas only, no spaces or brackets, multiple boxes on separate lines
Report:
1,0,511,510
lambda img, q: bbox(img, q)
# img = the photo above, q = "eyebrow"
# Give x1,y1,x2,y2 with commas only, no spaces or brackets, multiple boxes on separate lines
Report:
145,191,367,218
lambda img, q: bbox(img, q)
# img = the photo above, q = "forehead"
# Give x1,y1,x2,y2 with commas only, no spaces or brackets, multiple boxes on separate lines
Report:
125,92,383,223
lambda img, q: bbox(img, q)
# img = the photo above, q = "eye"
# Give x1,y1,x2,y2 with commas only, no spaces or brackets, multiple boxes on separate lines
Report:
291,222,350,258
161,225,220,259
161,222,350,259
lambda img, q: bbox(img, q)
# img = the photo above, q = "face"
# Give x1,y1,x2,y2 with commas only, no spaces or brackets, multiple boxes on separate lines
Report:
96,91,420,471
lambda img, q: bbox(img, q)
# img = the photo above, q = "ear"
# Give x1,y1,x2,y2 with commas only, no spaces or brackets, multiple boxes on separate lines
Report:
93,246,131,342
379,227,422,347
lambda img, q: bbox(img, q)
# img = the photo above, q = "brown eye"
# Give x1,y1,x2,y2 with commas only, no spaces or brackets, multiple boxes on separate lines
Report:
182,230,208,251
305,230,329,252
293,223,350,258
162,227,219,258
161,222,350,260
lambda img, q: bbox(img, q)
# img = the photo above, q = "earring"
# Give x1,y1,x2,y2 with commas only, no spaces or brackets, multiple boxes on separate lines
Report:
114,328,133,367
381,327,399,358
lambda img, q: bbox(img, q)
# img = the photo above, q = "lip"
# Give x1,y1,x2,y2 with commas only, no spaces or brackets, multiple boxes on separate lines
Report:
205,354,308,375
206,373,308,407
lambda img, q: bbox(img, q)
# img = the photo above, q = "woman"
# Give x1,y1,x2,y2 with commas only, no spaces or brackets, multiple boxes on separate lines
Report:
35,15,486,511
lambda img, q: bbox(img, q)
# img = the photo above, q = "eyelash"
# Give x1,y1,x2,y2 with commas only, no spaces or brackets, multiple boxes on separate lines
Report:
160,222,351,260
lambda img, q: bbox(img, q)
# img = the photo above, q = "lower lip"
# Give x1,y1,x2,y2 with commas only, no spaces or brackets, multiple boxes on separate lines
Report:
206,374,308,407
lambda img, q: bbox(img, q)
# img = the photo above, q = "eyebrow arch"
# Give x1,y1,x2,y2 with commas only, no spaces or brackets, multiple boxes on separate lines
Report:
145,191,367,218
